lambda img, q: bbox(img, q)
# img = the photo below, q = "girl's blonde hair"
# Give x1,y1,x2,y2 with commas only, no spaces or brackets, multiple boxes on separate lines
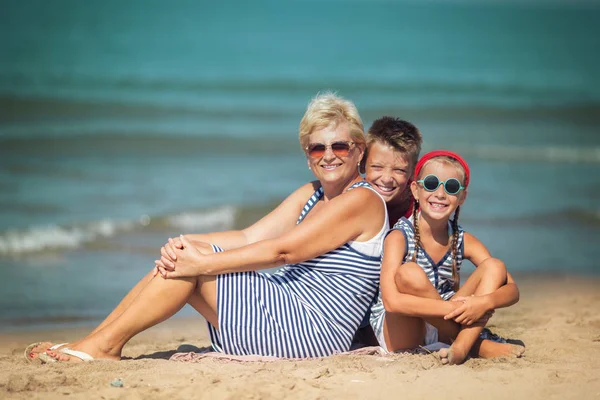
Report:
412,157,466,289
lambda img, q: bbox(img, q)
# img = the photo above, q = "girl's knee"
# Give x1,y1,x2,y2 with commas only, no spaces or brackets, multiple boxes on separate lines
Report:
395,262,431,294
479,258,507,282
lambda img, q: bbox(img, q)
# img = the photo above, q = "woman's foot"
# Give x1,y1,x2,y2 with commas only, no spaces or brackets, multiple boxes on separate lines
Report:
39,335,122,363
44,340,120,363
25,342,64,362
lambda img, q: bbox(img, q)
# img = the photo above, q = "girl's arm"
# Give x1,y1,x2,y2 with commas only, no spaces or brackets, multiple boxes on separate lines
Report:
380,231,458,318
161,187,386,277
462,232,520,310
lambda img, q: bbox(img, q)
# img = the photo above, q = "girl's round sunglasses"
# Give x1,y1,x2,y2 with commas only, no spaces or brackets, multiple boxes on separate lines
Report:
417,174,465,195
305,141,355,158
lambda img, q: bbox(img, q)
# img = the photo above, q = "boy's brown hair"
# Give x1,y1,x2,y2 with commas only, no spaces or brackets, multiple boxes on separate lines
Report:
359,116,422,174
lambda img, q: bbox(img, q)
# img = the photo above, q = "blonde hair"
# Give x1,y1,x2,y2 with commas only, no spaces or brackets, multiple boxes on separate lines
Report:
299,91,365,151
412,156,466,290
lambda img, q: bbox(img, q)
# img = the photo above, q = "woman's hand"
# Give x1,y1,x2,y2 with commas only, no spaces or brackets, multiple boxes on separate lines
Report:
154,237,182,277
154,235,209,278
444,295,493,326
154,236,213,277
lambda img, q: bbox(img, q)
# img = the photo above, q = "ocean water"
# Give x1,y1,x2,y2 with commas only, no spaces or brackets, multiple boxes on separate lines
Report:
1,0,599,331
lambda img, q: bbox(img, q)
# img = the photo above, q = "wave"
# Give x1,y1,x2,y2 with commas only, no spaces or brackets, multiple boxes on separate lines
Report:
0,206,237,256
2,133,597,165
457,145,600,164
465,207,600,227
0,70,595,98
1,71,598,112
2,202,598,257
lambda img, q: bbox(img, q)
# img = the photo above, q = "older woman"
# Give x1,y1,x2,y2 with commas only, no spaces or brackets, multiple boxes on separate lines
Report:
27,92,389,362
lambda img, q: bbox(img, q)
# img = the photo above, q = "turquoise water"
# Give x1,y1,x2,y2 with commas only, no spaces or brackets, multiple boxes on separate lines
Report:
1,0,599,330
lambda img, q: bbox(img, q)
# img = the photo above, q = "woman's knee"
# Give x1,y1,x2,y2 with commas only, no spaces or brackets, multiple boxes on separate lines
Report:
394,262,432,294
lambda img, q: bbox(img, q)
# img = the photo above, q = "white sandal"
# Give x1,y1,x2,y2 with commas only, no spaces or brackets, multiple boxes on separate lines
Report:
38,346,94,364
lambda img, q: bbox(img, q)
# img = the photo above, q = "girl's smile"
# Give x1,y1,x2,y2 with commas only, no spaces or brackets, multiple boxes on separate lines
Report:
411,160,466,221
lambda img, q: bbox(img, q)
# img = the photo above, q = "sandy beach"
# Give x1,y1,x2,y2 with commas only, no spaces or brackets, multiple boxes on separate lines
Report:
1,274,599,400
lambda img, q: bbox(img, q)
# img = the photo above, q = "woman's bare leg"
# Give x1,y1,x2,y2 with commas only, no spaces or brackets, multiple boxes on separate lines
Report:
46,274,218,362
88,241,218,335
90,270,159,334
28,269,160,358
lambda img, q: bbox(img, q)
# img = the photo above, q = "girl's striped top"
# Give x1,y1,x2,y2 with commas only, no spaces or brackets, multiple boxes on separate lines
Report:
370,215,465,337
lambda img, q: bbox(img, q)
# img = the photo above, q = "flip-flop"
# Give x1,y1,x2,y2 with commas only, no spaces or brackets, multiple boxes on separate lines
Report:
24,342,67,363
38,347,94,364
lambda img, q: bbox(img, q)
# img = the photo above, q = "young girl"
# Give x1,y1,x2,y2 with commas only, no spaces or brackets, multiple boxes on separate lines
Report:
370,150,524,365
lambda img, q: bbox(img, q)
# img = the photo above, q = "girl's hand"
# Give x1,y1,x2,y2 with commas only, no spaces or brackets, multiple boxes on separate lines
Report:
444,295,493,326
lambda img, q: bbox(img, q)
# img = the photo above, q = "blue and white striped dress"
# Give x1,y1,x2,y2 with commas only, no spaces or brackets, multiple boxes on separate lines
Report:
207,181,388,358
370,215,465,338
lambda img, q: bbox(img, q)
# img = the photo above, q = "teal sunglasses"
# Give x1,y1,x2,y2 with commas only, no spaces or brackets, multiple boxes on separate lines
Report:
417,174,465,195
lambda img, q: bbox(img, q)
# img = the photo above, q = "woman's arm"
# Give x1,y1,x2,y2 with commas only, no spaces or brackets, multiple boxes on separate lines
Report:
161,187,385,277
182,183,317,249
380,231,457,317
158,183,317,268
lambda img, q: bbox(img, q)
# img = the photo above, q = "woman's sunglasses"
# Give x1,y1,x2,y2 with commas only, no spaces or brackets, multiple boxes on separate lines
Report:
416,174,465,195
305,141,355,159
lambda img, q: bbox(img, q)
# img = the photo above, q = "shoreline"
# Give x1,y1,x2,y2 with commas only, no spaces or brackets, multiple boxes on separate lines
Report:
2,271,597,335
2,273,600,399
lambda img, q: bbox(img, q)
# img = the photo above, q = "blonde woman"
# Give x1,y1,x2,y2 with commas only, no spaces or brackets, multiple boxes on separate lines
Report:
27,92,389,362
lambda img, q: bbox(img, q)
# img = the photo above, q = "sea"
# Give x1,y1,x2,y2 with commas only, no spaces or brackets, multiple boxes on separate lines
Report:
1,0,599,332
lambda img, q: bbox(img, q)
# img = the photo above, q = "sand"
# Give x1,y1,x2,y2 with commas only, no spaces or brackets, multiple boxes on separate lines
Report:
1,274,599,399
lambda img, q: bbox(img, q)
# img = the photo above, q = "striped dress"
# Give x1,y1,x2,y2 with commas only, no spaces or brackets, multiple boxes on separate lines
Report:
207,181,388,358
370,215,465,337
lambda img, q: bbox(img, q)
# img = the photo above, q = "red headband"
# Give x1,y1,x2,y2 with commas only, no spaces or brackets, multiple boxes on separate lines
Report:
414,150,470,188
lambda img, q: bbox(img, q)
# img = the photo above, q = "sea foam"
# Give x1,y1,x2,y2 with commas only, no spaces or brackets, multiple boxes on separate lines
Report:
0,206,237,256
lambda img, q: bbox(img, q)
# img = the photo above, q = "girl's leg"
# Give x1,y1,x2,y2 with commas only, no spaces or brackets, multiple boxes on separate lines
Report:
46,274,218,362
383,262,460,351
441,258,507,364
